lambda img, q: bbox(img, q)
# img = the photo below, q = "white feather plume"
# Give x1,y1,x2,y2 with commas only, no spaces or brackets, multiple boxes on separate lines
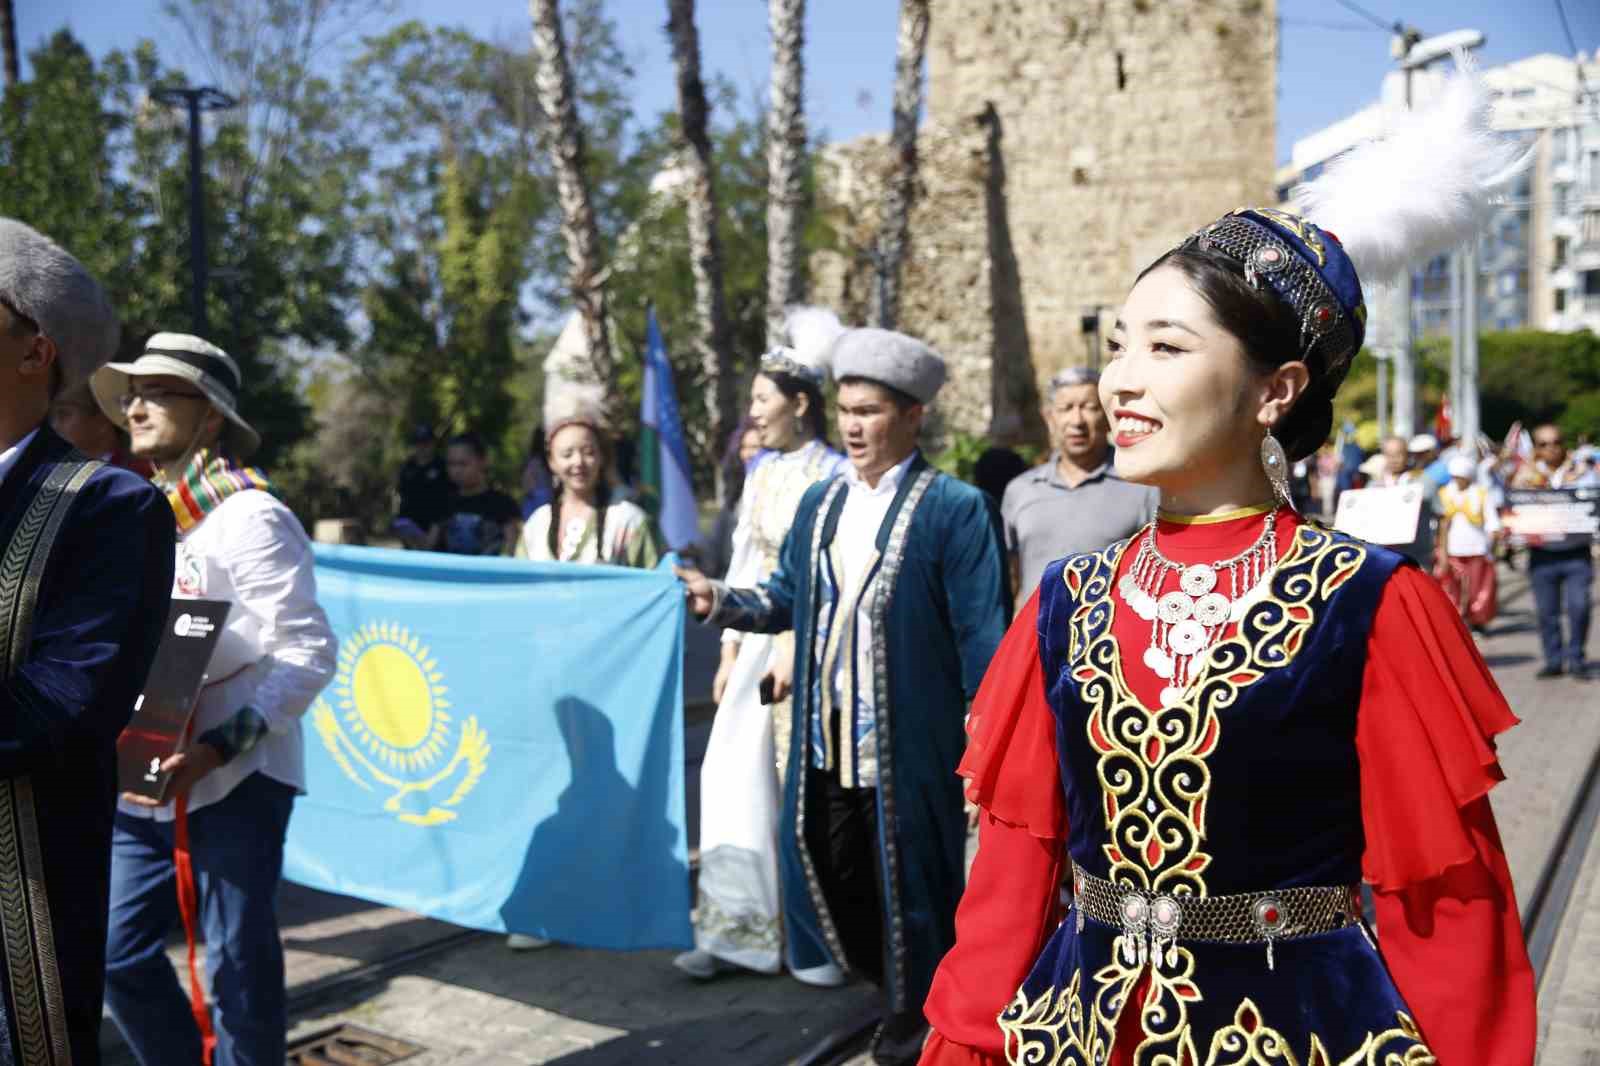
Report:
1292,58,1528,283
542,388,607,436
783,305,847,377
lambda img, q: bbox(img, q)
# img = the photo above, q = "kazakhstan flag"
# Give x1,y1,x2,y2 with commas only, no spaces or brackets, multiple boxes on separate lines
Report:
284,545,691,950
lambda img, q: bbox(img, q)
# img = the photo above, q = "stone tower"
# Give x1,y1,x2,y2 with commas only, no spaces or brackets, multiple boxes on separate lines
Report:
813,0,1278,446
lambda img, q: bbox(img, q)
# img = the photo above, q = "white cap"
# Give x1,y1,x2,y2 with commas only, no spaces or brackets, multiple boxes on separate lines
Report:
1407,433,1438,454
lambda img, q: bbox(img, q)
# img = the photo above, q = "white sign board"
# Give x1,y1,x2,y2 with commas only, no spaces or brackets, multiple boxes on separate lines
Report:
1333,485,1426,546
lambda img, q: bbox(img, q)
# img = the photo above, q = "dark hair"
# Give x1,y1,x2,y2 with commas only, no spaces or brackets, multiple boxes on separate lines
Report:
758,370,830,441
546,423,614,560
720,416,757,506
527,424,547,461
1138,248,1335,461
447,431,488,459
974,447,1028,504
836,375,919,412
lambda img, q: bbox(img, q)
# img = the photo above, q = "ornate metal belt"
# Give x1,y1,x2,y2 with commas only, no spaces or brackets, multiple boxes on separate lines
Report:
1070,861,1368,972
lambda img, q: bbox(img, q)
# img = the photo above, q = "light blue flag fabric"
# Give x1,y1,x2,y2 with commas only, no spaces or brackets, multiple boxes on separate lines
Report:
640,309,700,550
283,545,692,950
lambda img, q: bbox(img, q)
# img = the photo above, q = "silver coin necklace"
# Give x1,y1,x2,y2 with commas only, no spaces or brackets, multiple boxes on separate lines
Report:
1116,508,1280,707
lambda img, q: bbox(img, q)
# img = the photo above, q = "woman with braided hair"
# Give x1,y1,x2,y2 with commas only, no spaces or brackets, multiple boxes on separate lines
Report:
920,67,1534,1066
519,400,660,568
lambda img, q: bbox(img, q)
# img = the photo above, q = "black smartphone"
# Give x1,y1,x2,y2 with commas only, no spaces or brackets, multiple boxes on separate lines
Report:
759,675,776,705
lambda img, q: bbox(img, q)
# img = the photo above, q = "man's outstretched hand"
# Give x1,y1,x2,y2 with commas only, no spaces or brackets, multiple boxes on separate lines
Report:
675,566,715,618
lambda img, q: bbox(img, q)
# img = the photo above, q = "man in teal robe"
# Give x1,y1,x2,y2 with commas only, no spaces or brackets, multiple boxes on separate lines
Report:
681,327,1009,1064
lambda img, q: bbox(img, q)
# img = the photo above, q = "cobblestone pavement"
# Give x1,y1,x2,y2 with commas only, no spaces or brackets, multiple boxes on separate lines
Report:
100,565,1599,1065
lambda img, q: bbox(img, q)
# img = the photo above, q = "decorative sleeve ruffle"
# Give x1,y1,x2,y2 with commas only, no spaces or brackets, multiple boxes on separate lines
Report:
921,591,1070,1065
956,591,1068,841
1357,564,1535,1066
1356,564,1519,892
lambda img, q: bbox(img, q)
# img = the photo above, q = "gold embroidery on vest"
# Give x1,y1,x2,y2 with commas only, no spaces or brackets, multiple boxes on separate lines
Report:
1067,526,1365,896
1044,526,1369,1066
1000,983,1435,1066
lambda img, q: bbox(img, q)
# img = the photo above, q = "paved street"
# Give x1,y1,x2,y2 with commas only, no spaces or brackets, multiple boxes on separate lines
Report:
101,564,1600,1065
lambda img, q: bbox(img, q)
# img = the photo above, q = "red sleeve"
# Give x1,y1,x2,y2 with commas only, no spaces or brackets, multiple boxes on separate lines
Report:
956,592,1068,840
1357,566,1534,1066
921,593,1068,1065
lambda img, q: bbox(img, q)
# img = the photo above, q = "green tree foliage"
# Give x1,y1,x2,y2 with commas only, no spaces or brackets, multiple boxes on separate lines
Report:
5,2,844,527
0,27,355,473
1336,331,1600,447
343,21,546,464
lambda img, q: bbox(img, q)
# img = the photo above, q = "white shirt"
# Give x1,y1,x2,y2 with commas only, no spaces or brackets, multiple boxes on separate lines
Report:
0,428,40,487
120,489,336,820
827,453,914,734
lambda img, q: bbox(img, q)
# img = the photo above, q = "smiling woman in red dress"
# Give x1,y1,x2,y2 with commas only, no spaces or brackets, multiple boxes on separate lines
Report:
918,70,1535,1066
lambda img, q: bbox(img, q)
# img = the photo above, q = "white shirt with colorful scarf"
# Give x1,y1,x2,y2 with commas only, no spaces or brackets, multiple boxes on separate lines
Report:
119,451,336,820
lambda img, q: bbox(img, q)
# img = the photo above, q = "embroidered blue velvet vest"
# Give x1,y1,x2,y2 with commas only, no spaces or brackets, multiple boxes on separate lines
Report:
1003,524,1438,1065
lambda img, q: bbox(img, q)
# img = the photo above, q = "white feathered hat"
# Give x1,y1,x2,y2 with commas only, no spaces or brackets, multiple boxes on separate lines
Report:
1173,57,1524,395
758,306,846,387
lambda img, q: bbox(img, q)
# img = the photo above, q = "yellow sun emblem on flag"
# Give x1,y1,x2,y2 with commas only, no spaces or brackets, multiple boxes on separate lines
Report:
311,621,490,826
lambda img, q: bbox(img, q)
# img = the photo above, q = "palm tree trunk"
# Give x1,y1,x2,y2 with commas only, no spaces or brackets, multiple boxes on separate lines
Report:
529,0,613,402
1,0,20,88
874,0,930,330
765,0,806,348
666,0,737,463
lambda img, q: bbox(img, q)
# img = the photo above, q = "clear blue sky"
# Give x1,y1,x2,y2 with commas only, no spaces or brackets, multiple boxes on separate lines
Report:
15,0,1600,163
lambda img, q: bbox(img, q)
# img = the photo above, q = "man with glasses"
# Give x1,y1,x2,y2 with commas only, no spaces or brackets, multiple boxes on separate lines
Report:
0,218,175,1063
1523,425,1595,679
90,333,335,1066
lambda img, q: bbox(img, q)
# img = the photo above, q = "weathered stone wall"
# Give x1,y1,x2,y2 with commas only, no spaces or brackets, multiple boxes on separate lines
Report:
814,0,1277,446
811,117,1041,447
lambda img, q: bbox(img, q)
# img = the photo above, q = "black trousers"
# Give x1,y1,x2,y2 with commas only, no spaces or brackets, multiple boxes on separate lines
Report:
803,767,928,1065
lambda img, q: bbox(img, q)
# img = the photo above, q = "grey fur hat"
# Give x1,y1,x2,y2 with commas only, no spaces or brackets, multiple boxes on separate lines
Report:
831,327,946,405
0,218,119,391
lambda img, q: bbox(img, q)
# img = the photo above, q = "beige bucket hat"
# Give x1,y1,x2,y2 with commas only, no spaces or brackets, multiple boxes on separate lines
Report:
90,332,261,458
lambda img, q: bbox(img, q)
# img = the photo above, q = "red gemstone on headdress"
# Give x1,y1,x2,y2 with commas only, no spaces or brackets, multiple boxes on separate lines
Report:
1263,905,1280,925
1315,306,1334,325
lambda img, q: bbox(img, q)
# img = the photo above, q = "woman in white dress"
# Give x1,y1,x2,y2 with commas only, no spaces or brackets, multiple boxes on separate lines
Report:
674,310,847,981
519,403,662,568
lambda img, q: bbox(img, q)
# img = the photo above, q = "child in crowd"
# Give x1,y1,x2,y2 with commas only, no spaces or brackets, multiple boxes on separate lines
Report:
430,432,522,556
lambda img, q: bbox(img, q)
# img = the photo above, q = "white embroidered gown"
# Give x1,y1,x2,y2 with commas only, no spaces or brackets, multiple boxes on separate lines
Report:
694,439,844,972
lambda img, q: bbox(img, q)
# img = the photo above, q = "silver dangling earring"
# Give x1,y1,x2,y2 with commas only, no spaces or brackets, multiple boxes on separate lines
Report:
1261,426,1293,509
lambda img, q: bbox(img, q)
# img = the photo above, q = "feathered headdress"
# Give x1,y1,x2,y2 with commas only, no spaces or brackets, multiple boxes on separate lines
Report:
1291,58,1528,283
543,391,608,444
759,305,847,386
1178,57,1526,391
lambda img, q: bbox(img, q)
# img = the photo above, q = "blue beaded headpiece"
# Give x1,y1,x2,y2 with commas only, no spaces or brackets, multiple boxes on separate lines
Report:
1183,208,1368,392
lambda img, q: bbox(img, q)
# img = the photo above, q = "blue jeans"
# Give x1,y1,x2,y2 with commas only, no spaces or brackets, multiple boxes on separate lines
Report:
1529,550,1594,671
104,772,295,1066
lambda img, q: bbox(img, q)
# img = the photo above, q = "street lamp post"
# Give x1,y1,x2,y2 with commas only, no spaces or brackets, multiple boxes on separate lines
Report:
151,86,238,336
1396,29,1486,448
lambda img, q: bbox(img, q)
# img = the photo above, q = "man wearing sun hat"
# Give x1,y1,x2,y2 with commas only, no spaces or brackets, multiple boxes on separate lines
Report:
93,333,335,1066
678,325,1010,1064
0,218,175,1065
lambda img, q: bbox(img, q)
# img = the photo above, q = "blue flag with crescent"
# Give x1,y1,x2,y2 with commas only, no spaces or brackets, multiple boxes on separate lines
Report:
283,545,691,950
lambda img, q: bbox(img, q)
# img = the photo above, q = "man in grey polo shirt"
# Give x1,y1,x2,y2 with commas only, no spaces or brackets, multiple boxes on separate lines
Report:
1001,367,1158,602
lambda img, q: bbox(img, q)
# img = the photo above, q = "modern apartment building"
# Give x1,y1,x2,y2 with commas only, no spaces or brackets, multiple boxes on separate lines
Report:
1277,51,1600,338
